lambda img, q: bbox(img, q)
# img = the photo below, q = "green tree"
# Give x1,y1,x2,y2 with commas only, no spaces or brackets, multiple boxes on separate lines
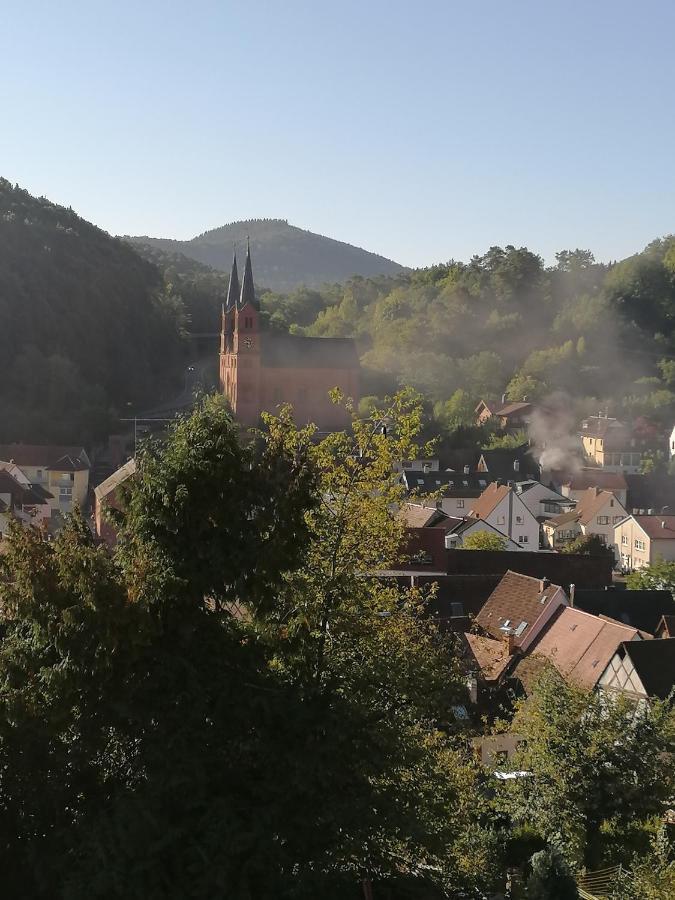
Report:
562,533,615,558
626,558,675,596
0,392,497,899
462,530,508,551
496,668,675,868
525,846,578,899
626,827,675,899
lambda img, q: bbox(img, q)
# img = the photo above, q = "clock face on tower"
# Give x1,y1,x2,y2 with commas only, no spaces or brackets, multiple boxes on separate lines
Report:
244,337,253,349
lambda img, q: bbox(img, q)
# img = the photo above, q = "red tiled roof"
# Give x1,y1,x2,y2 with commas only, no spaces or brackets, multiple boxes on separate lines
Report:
494,401,533,418
475,571,565,647
527,606,643,689
633,515,675,540
469,482,511,519
0,444,90,471
462,633,513,682
564,469,628,492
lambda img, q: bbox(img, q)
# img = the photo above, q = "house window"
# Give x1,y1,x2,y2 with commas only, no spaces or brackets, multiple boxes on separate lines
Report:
59,487,72,499
457,499,465,509
621,535,628,545
402,462,412,469
519,535,528,543
597,516,609,525
635,539,645,551
610,499,614,507
516,515,523,523
613,516,623,524
497,515,505,525
597,534,607,543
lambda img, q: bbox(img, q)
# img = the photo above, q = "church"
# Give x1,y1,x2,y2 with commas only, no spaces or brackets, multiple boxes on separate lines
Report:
219,243,360,427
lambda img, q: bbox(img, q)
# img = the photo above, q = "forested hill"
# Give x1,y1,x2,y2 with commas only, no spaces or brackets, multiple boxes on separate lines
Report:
126,219,405,292
0,179,185,443
260,241,675,431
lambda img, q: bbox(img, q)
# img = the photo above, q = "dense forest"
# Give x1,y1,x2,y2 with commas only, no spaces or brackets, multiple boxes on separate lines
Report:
126,218,405,292
0,180,186,443
143,236,675,439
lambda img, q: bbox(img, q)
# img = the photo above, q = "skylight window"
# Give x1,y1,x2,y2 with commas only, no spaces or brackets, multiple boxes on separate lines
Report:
515,621,528,637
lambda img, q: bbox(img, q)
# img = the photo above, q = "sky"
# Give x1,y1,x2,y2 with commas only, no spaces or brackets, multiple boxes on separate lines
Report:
2,0,675,268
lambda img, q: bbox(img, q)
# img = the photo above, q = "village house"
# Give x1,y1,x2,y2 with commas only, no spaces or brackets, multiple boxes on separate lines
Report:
473,571,568,653
542,487,627,555
579,415,657,474
396,503,520,552
402,469,496,518
514,479,572,522
475,399,534,432
615,514,675,570
0,444,91,516
0,469,53,538
598,637,675,701
93,459,136,546
555,468,628,508
656,615,675,638
469,482,541,548
476,444,540,482
512,605,647,692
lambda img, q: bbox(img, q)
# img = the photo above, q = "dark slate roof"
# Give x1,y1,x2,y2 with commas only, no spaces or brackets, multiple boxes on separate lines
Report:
238,241,258,310
573,588,674,635
261,333,359,369
225,251,240,312
0,471,49,507
403,471,495,495
478,444,540,481
621,638,675,699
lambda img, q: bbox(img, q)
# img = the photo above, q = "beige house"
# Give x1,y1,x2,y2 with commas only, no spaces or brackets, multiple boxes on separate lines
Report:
0,444,91,516
470,483,540,548
579,415,653,473
543,487,627,556
599,638,675,701
615,515,675,570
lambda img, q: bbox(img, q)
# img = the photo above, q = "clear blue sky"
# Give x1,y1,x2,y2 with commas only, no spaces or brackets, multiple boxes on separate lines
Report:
3,0,674,268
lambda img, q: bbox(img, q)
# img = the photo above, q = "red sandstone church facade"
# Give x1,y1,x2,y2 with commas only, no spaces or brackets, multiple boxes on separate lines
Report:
219,244,360,427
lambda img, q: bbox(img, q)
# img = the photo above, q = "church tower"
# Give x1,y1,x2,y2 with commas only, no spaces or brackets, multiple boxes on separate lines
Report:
219,249,240,399
229,240,262,424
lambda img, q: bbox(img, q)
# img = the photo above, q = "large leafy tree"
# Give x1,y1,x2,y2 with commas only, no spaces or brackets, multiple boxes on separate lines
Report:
0,392,495,898
495,667,675,869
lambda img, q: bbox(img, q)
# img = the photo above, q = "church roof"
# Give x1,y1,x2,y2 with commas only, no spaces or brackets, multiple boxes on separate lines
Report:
225,251,239,312
261,333,359,370
239,240,258,310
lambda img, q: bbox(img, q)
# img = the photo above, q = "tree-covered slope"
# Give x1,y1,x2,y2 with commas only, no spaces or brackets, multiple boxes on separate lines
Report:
262,241,675,429
0,179,185,443
126,218,405,292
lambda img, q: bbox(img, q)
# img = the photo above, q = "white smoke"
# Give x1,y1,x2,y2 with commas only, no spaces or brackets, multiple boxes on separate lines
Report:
527,393,583,474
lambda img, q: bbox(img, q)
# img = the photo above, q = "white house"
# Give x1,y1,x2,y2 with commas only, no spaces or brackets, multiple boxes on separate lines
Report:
514,480,573,521
615,515,675,570
469,483,540,549
542,487,628,557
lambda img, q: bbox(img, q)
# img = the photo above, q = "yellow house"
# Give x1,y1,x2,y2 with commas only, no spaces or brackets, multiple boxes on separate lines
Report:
579,416,647,473
0,444,91,516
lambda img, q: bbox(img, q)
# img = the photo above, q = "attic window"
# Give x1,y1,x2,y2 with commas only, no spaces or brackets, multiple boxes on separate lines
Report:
417,479,424,485
515,621,528,637
479,480,487,487
501,619,511,628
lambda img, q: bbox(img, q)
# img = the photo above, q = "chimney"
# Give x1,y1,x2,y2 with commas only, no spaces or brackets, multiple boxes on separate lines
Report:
513,460,520,473
569,583,575,607
503,632,516,654
540,577,551,591
423,463,430,474
662,520,666,529
463,465,470,475
502,393,507,405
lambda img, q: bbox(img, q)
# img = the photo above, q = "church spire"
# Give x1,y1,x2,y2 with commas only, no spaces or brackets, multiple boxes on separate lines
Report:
225,248,240,312
239,237,257,309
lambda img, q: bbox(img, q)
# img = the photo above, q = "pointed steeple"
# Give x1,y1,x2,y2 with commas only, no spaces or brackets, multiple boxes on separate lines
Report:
225,248,240,312
239,237,257,309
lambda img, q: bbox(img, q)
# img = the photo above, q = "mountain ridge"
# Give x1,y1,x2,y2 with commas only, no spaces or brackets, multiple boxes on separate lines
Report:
124,218,406,293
